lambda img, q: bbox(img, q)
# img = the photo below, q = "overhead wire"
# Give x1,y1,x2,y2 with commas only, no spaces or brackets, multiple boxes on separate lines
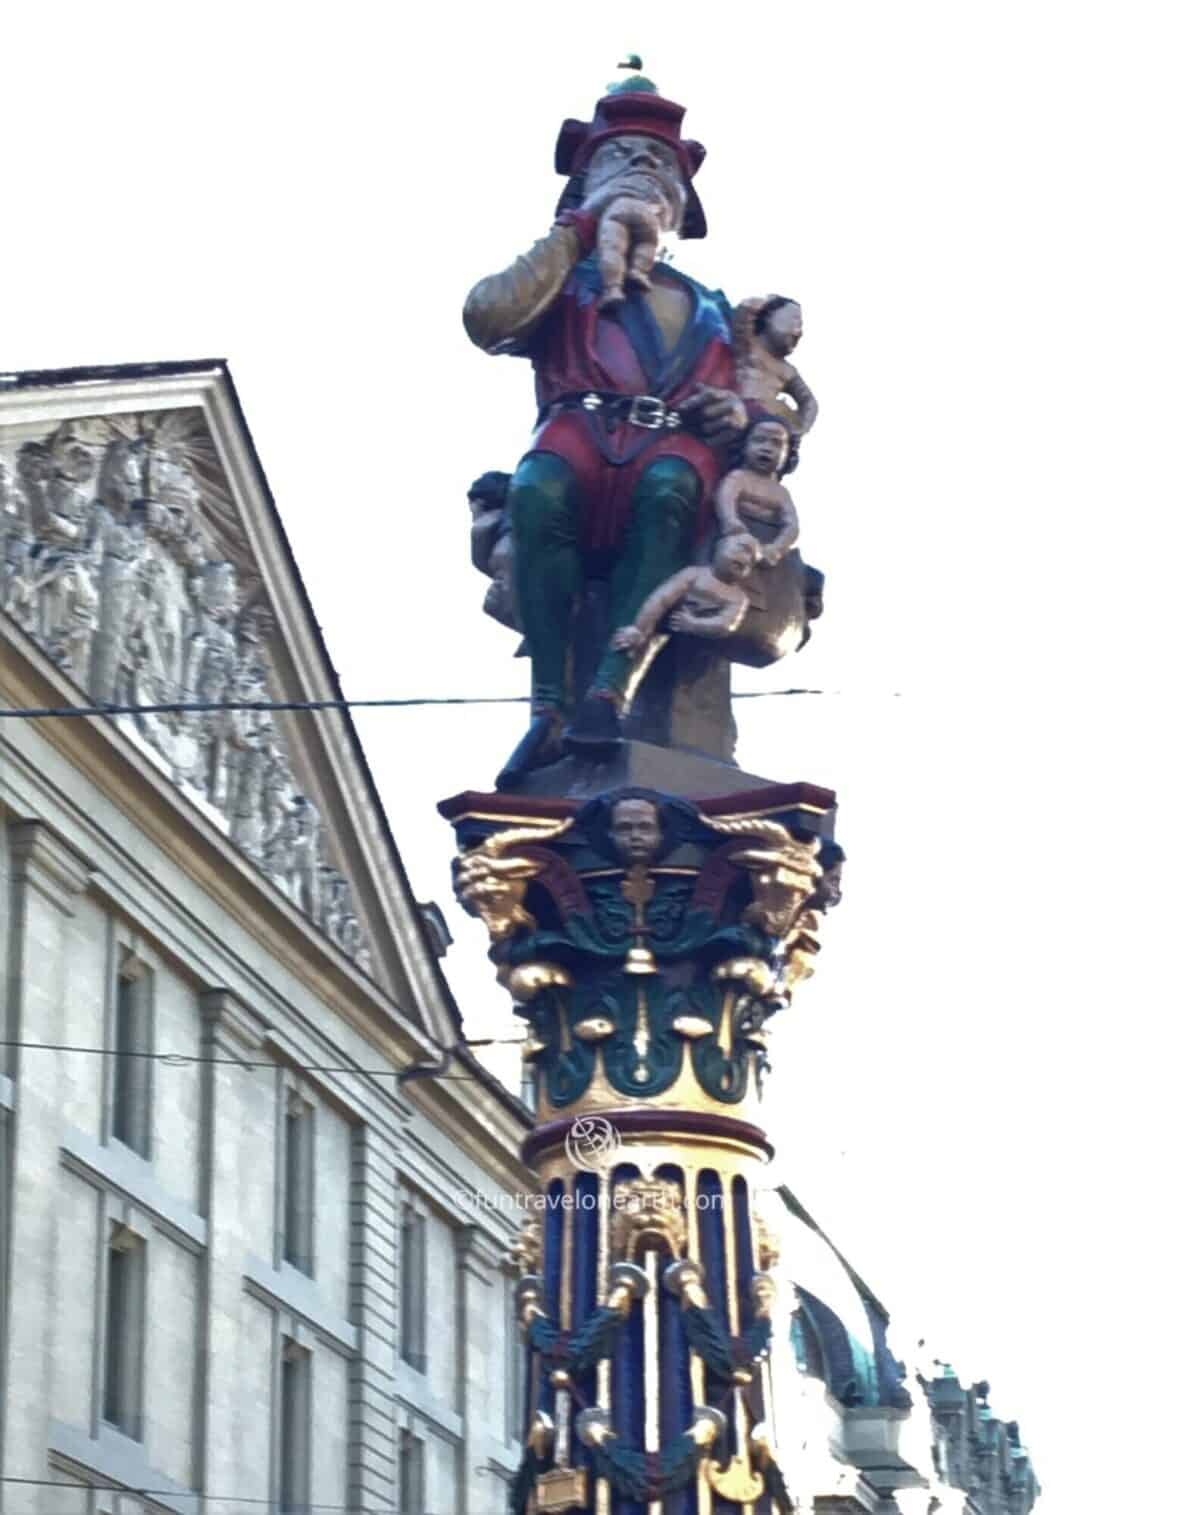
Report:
0,1475,502,1511
0,686,895,720
0,1037,527,1085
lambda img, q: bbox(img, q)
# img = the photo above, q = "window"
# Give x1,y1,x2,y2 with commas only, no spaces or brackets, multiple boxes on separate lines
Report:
102,1225,144,1438
279,1339,311,1514
112,968,152,1157
398,1427,425,1515
282,1093,315,1275
398,1203,427,1373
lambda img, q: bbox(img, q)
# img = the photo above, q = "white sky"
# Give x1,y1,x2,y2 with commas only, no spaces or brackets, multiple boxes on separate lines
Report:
5,4,1198,1509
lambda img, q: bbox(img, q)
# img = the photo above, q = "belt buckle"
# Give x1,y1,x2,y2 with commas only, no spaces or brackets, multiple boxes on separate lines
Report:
628,394,667,430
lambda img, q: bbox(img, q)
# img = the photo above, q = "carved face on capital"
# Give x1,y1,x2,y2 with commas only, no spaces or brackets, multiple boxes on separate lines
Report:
584,135,686,229
611,797,664,866
745,420,792,479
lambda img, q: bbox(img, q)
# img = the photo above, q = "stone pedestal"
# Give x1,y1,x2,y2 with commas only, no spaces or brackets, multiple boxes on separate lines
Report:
442,779,840,1513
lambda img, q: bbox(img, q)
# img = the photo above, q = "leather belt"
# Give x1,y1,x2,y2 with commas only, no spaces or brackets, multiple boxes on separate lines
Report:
542,391,689,432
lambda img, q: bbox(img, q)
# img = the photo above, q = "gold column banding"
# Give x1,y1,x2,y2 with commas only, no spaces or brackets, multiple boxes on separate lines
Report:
644,1248,662,1515
596,1167,611,1515
556,1177,575,1470
686,1164,713,1515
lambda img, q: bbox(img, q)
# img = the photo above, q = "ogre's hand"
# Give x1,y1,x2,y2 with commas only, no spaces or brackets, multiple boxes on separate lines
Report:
677,385,750,448
611,625,646,653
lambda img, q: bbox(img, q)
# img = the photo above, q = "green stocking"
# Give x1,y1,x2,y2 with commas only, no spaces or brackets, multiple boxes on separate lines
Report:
591,455,703,697
509,451,582,711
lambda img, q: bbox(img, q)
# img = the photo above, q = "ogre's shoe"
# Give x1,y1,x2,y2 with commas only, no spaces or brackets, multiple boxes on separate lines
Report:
495,709,565,791
563,694,623,753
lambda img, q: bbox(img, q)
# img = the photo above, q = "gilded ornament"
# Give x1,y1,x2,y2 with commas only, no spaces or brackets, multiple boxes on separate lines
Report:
712,955,778,1001
576,1407,616,1449
517,1275,547,1330
619,857,658,975
454,817,573,943
688,1406,727,1449
535,1468,589,1513
574,1015,616,1042
706,815,822,940
611,1176,687,1259
528,1410,555,1458
508,1216,544,1275
707,1454,765,1503
605,1261,650,1313
754,1211,782,1272
662,1258,710,1310
749,1272,777,1317
671,1013,713,1039
507,960,575,1003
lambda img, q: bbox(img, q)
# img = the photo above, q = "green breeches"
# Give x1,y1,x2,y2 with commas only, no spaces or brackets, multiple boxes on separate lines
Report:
509,452,703,710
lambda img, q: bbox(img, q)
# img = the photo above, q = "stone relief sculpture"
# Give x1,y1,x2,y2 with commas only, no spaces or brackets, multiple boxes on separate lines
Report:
0,412,372,974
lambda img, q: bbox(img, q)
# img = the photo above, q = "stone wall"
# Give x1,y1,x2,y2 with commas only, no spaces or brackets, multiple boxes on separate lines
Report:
0,657,530,1515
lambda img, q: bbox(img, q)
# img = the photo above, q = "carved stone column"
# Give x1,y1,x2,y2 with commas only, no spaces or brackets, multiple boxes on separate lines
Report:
455,1223,506,1511
0,820,95,1476
442,782,840,1514
347,1121,399,1515
197,987,273,1496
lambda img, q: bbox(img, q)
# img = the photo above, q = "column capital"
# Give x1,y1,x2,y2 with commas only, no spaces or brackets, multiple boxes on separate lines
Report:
199,986,269,1056
8,818,95,915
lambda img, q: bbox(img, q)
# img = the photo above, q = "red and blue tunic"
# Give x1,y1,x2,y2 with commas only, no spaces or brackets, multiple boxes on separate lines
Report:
524,254,738,552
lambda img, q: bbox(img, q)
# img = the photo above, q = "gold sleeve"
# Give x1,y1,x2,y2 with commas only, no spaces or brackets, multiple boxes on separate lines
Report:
462,223,583,356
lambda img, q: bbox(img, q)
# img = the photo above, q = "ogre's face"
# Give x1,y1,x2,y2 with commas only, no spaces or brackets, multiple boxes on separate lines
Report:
584,134,686,228
611,797,664,865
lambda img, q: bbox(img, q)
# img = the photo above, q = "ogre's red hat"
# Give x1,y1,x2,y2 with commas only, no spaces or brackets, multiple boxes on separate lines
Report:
554,78,708,239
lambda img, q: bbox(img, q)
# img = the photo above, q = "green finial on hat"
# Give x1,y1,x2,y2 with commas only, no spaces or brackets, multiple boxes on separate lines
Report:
607,53,658,95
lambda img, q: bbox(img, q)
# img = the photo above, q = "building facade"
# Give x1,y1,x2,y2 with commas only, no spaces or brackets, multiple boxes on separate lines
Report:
769,1192,1039,1513
0,362,530,1515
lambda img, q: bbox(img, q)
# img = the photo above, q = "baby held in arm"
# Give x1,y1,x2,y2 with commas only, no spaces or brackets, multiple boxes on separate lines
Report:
610,532,762,653
595,193,674,309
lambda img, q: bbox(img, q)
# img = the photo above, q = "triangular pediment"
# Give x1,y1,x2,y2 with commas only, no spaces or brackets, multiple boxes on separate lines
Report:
0,361,449,1039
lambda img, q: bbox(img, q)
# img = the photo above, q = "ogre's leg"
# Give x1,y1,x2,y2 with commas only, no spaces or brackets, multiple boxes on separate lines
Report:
567,457,703,750
496,451,582,788
589,455,703,698
509,450,582,712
